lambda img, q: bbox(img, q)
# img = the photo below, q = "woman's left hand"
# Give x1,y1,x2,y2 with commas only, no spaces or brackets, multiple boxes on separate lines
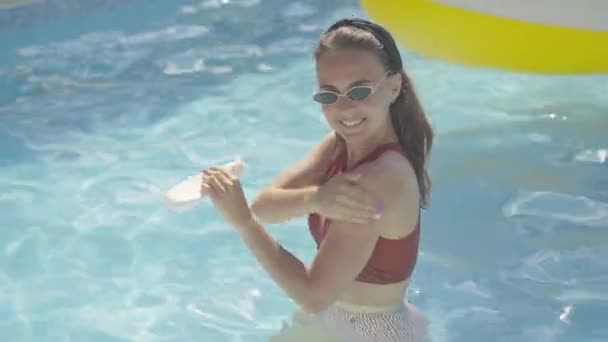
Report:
201,166,254,229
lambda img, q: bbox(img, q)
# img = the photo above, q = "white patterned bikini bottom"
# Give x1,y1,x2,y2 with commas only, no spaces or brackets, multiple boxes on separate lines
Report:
316,301,430,342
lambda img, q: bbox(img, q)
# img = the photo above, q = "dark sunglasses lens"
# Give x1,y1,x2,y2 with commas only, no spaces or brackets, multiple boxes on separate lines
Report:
347,87,373,101
313,92,338,104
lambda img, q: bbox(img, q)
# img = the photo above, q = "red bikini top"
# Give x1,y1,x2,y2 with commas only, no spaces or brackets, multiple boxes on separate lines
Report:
307,142,420,285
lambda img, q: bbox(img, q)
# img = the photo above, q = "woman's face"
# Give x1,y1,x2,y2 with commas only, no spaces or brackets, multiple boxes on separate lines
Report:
315,48,400,142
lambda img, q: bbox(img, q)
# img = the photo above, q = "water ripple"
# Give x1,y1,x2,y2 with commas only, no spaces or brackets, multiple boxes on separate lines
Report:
574,149,608,164
500,248,608,304
503,190,608,228
18,26,209,57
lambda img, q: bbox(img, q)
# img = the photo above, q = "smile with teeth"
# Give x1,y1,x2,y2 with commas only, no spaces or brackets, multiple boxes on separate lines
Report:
340,117,366,127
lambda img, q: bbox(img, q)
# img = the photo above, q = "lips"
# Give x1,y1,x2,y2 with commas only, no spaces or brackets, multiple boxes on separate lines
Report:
339,117,366,127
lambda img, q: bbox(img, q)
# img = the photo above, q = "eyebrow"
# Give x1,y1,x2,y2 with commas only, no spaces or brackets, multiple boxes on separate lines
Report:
319,79,372,91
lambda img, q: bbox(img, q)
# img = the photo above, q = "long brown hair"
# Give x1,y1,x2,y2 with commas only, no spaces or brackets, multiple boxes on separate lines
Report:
314,20,434,208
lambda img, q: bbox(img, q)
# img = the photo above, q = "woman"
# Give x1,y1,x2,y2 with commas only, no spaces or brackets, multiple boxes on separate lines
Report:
202,18,433,341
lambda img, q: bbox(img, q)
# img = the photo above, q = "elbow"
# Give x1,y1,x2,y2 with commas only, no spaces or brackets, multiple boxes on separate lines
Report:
251,190,285,224
250,189,265,210
301,300,331,314
251,202,278,223
297,273,345,314
250,196,275,223
298,290,335,314
250,197,263,217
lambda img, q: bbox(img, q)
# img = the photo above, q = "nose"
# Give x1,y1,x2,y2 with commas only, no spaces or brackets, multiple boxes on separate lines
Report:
333,95,358,111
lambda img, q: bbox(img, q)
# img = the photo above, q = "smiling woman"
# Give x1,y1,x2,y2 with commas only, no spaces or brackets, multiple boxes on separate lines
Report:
205,17,433,342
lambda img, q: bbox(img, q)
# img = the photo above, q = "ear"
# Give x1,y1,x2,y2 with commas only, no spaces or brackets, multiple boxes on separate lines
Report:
389,73,402,102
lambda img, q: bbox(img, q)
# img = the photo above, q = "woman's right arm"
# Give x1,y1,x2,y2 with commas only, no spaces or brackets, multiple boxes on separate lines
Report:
251,132,338,223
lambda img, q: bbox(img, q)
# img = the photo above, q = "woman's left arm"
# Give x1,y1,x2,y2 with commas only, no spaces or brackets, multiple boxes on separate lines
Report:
220,153,420,314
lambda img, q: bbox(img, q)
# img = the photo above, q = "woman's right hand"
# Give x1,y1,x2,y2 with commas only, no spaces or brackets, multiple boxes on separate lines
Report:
308,172,382,224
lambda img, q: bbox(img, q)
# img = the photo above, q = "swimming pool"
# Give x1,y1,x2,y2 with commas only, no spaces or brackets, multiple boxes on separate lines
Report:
1,0,607,341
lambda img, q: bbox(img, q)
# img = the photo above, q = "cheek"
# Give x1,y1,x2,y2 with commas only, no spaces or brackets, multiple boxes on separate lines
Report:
360,95,389,115
372,90,395,112
366,96,386,108
321,106,339,122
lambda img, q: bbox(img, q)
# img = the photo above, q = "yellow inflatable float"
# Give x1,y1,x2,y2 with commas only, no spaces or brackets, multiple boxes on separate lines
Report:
360,0,608,74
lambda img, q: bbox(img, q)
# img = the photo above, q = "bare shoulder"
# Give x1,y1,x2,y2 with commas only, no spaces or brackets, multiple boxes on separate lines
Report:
356,150,420,237
357,149,419,198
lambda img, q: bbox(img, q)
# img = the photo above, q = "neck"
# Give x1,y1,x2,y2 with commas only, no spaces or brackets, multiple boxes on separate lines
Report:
343,120,399,169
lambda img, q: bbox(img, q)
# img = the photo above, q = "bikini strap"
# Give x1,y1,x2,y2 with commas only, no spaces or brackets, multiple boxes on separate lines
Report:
349,142,404,170
323,142,405,180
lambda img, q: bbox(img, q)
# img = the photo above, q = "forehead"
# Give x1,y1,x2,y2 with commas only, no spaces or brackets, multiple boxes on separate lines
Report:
316,49,385,86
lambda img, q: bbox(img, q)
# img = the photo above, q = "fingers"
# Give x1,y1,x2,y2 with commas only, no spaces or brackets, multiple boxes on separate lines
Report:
335,194,380,223
335,192,372,212
337,171,378,212
340,182,378,212
209,166,239,180
334,204,377,224
329,176,381,223
202,169,226,193
201,183,212,196
202,167,239,194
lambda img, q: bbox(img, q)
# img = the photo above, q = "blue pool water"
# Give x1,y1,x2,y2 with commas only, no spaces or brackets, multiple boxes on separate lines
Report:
1,1,607,341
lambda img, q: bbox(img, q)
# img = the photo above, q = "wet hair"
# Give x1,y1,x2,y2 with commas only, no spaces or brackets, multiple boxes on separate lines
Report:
314,18,434,208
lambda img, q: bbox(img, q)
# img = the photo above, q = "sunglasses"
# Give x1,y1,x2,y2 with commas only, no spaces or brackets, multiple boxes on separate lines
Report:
313,72,389,105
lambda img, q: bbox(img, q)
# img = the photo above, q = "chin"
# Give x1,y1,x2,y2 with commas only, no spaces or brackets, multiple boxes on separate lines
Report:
338,130,370,145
